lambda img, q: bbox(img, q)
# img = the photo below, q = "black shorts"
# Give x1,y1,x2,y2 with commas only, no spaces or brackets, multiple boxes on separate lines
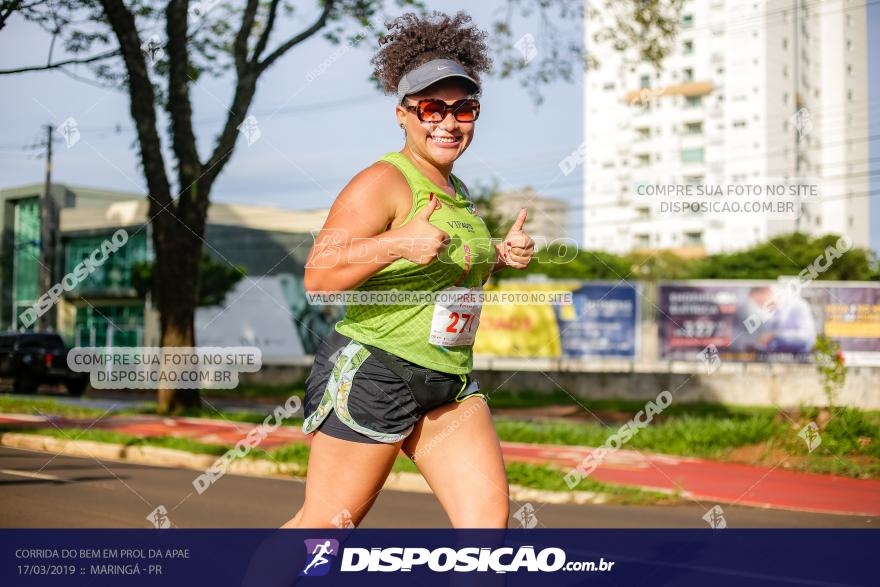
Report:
302,330,485,444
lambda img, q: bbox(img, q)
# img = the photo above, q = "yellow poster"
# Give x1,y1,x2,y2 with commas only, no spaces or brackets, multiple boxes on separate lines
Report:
473,281,580,357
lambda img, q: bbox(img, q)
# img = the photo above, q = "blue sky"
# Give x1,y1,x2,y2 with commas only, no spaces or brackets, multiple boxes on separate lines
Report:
0,2,584,240
0,2,876,252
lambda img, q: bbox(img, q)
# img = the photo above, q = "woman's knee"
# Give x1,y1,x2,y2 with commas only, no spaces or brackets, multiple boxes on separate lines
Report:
450,499,510,529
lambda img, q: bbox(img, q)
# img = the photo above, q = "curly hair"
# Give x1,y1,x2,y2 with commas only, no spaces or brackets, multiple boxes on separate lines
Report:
371,11,493,97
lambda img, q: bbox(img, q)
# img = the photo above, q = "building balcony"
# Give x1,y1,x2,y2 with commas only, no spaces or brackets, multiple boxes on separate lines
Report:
624,80,714,105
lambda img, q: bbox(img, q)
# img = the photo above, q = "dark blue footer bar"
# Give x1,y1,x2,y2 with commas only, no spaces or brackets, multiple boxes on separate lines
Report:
1,529,876,586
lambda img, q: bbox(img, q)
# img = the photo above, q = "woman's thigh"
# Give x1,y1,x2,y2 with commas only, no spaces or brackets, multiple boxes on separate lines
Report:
402,397,509,528
295,430,402,528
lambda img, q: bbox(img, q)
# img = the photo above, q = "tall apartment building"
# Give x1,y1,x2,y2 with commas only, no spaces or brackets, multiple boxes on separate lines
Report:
583,0,870,254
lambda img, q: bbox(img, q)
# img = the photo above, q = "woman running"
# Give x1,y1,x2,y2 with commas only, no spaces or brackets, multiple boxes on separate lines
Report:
284,11,535,529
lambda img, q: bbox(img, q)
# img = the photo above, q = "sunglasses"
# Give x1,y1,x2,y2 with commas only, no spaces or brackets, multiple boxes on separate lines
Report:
401,98,481,123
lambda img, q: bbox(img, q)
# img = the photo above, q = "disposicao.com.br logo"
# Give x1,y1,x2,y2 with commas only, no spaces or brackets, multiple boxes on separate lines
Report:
301,539,339,577
300,540,615,575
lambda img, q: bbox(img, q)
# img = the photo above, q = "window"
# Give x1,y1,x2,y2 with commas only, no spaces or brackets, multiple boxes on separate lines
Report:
603,82,615,90
636,207,650,218
635,154,650,167
636,127,651,140
682,14,693,29
683,67,694,81
681,147,704,163
65,231,149,292
640,74,651,89
684,121,703,135
684,175,704,186
635,234,650,248
684,96,702,108
684,232,703,246
732,120,746,128
683,40,694,55
782,38,788,50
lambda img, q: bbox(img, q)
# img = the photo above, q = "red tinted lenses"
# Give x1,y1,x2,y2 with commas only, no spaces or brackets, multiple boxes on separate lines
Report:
414,99,480,123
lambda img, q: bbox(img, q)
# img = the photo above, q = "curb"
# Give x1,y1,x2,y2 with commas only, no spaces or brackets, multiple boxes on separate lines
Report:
0,432,619,506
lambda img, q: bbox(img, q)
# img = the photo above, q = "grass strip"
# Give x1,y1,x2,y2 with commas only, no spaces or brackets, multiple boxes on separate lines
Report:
0,427,672,504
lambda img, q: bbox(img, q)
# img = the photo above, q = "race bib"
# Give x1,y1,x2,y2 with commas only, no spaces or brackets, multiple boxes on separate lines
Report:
429,287,483,347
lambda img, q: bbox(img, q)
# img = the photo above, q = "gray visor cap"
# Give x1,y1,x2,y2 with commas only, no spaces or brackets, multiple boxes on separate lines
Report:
396,59,480,103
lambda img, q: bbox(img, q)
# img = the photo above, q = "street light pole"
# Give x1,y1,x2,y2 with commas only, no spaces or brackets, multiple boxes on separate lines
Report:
37,122,56,331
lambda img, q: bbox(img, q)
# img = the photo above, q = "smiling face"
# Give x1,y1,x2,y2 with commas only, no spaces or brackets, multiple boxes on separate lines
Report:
396,78,478,168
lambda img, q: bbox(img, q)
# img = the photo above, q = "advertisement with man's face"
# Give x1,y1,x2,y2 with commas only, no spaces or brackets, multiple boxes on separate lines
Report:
658,282,880,364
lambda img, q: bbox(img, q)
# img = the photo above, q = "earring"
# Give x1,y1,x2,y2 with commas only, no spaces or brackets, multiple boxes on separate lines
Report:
399,123,404,128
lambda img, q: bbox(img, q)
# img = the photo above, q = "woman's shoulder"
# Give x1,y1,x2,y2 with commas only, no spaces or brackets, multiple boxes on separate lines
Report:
350,156,410,188
328,157,413,227
336,158,411,205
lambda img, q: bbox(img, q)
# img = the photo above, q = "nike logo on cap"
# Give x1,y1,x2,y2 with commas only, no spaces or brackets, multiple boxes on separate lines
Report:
437,66,448,70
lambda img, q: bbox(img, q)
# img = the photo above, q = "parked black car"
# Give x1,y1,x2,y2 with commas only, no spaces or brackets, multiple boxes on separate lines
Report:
0,332,88,396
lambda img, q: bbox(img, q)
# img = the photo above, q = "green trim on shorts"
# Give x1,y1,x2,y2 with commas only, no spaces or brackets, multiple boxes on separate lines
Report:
302,339,413,444
454,373,487,403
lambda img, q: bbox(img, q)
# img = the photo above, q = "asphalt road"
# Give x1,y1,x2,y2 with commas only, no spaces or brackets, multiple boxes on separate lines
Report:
0,447,875,529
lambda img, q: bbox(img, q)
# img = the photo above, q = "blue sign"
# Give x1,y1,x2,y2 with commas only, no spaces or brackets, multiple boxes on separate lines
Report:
555,283,639,358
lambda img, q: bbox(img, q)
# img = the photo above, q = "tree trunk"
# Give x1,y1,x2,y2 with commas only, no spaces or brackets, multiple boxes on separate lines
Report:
155,210,205,414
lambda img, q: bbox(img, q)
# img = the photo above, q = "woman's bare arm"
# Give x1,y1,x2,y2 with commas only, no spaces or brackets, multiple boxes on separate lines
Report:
304,163,404,292
304,162,448,292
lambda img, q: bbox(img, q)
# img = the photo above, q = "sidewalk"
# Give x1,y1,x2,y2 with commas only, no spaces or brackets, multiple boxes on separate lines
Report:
2,412,878,517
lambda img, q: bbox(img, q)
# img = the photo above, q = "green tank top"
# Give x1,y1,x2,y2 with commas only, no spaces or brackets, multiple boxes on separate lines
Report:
334,151,496,374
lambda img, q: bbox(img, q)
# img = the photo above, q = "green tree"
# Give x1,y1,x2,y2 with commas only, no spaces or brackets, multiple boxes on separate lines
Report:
624,250,693,281
501,246,631,281
692,233,879,281
132,252,245,307
813,335,847,410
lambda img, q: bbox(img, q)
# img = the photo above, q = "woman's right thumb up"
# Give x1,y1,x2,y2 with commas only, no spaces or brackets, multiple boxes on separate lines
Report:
418,193,441,222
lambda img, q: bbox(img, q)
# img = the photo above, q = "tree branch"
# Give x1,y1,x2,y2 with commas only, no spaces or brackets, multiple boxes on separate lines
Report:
257,0,335,73
165,0,201,208
0,48,120,74
0,0,23,31
200,0,263,194
97,0,172,216
252,0,281,63
234,0,259,73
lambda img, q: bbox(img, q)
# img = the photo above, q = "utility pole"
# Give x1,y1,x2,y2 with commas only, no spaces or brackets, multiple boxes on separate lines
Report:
37,122,55,331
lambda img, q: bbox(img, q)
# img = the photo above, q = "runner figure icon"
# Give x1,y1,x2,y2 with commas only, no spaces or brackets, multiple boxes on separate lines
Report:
302,540,335,575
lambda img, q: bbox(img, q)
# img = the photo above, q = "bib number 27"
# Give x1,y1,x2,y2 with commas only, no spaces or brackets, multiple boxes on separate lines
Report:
446,311,476,335
429,288,482,347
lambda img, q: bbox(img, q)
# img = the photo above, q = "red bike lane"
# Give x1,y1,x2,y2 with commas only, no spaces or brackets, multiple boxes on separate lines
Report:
2,413,878,517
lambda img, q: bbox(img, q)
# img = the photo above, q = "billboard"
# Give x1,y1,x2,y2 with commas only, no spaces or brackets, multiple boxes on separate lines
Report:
473,281,639,359
658,281,880,365
554,283,639,358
